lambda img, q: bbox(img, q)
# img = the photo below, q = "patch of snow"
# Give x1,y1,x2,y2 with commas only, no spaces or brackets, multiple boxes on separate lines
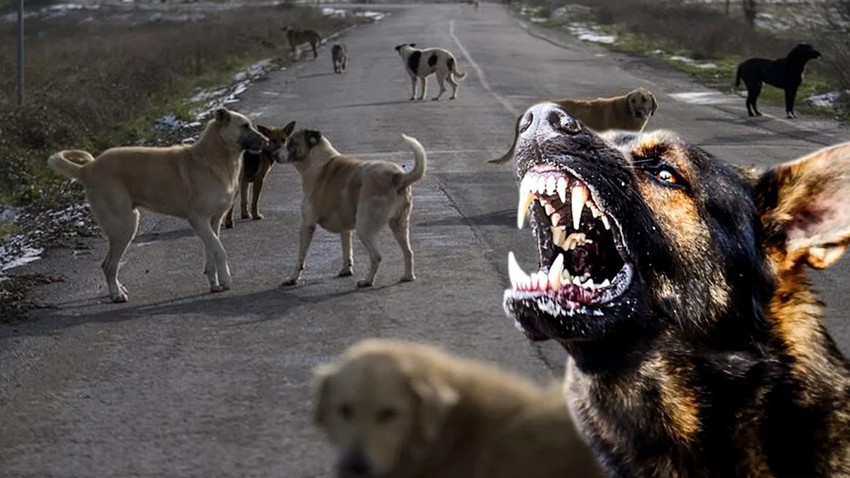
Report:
530,16,548,23
0,203,91,273
669,56,716,69
670,55,695,63
807,91,847,108
321,7,347,17
567,24,617,44
669,91,734,105
356,10,386,21
0,206,20,224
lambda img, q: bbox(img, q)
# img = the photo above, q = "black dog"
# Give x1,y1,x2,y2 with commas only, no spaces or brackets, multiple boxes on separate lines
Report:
735,43,821,118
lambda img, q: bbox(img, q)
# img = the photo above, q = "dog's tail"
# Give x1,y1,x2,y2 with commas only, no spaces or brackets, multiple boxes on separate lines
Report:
47,150,95,180
398,134,427,189
448,57,467,80
735,64,742,88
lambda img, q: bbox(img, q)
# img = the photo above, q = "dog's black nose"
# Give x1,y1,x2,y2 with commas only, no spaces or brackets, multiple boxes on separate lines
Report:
340,449,371,477
519,103,583,139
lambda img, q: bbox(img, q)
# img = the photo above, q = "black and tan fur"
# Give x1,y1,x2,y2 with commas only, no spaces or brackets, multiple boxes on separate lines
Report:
735,43,821,118
503,102,850,476
275,129,427,288
491,87,657,164
331,43,347,74
225,122,295,229
47,108,268,302
313,339,605,478
394,43,467,101
281,26,321,60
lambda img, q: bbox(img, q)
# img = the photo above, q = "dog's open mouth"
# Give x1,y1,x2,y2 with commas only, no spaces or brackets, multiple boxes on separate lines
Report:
507,165,633,314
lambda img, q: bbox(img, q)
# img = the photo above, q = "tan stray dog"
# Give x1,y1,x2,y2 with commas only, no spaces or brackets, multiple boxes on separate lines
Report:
490,87,658,164
281,26,321,60
275,130,426,288
313,339,606,478
47,108,268,303
394,43,467,101
332,43,347,73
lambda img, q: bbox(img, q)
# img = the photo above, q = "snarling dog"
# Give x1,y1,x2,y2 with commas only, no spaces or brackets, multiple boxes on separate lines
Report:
394,43,467,101
275,129,426,287
490,87,657,164
735,43,821,118
331,43,347,73
225,122,295,229
48,108,268,302
313,339,605,478
501,102,850,476
281,26,321,59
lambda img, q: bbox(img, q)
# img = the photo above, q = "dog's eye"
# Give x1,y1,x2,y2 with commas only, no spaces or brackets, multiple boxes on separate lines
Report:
375,408,398,423
339,404,354,420
656,169,678,184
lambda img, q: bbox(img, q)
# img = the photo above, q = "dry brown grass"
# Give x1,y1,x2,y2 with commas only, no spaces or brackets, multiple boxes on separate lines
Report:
0,4,357,206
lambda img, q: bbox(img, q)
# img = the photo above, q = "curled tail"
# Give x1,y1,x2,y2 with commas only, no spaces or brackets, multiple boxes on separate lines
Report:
47,150,95,180
447,57,467,80
735,64,742,89
398,134,427,189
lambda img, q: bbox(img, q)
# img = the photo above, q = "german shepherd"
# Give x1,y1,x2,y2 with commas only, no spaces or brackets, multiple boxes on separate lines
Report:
224,122,295,229
501,102,850,476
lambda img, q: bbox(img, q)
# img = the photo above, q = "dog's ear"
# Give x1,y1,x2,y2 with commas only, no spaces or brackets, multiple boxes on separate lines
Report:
410,43,416,48
311,363,336,427
411,377,459,442
215,108,231,126
283,121,296,136
756,142,850,269
256,124,272,136
306,130,322,147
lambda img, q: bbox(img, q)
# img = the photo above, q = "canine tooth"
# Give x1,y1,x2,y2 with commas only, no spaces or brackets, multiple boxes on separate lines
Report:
551,212,561,227
548,254,564,290
544,202,555,216
561,270,572,285
517,176,536,229
551,226,566,246
572,276,582,286
583,278,595,289
546,176,556,196
589,203,601,218
572,184,588,230
600,279,611,288
536,176,547,194
601,214,611,230
557,177,568,203
537,272,549,290
508,252,529,290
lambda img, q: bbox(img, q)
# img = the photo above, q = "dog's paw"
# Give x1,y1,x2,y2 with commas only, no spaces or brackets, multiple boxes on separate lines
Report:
399,274,415,283
431,97,440,101
281,278,300,287
210,284,229,293
252,213,264,220
241,211,251,220
409,97,416,101
449,96,457,100
111,292,129,303
356,279,373,288
338,267,354,277
224,221,234,229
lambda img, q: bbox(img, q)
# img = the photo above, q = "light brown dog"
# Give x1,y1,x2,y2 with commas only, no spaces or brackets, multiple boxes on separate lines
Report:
225,122,295,229
275,130,426,288
313,339,605,478
491,87,658,164
281,26,321,60
47,108,268,302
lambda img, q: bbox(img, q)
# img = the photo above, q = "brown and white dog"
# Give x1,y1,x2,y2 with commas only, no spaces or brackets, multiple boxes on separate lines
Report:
275,130,427,287
491,87,658,164
394,43,467,101
47,108,268,302
225,122,295,229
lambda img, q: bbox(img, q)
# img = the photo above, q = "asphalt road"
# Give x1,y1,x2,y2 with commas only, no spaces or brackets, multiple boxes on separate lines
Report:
1,3,848,477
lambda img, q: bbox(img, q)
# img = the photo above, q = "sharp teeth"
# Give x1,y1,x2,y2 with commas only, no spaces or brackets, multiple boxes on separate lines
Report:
582,278,595,289
544,202,555,216
601,214,611,230
508,252,529,290
557,177,568,203
548,254,564,290
600,279,611,288
517,176,536,229
536,177,547,194
589,203,601,218
537,272,548,290
551,212,561,227
561,269,572,285
572,276,582,286
551,226,565,246
546,176,556,196
572,184,588,230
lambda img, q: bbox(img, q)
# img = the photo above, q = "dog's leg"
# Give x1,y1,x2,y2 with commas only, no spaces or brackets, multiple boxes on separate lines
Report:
354,206,387,288
418,77,427,101
190,216,231,292
240,179,251,220
282,221,316,286
447,75,459,100
251,177,265,220
432,75,446,101
225,204,235,229
785,87,798,119
96,203,139,304
389,212,415,282
311,41,317,60
747,82,762,116
409,75,417,101
338,230,354,277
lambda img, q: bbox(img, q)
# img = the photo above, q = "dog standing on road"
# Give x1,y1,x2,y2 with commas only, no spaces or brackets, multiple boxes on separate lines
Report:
491,87,658,164
282,26,321,60
225,122,295,229
735,43,821,118
502,102,850,476
331,43,347,73
313,339,606,478
275,130,427,288
394,43,467,101
48,108,268,302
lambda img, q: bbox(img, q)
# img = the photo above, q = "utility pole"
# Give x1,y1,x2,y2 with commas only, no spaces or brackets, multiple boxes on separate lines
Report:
17,0,24,106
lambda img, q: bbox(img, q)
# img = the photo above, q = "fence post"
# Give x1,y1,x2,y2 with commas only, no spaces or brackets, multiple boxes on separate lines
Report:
17,0,24,106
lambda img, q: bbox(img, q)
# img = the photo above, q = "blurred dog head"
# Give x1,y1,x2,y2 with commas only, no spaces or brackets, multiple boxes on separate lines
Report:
626,87,657,120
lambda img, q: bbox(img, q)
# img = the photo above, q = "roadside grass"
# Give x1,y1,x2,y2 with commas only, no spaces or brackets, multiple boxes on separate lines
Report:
518,0,846,121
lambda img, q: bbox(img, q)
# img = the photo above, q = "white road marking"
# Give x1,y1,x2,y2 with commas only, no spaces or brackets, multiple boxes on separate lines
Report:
449,19,521,116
